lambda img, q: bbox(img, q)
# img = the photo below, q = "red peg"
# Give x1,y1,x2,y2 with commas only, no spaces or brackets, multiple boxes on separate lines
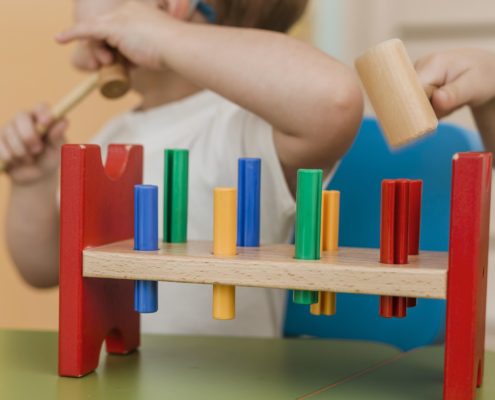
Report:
394,180,409,264
408,180,422,256
380,296,394,318
393,297,407,318
380,180,396,264
379,179,412,318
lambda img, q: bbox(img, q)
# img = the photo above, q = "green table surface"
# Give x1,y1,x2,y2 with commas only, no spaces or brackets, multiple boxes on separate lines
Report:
0,330,493,400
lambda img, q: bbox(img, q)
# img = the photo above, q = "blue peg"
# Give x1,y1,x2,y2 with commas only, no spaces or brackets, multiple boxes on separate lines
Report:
237,158,261,247
134,185,159,313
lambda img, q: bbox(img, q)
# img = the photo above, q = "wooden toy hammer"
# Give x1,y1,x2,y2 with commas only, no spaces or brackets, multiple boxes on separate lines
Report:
355,39,438,148
0,62,130,172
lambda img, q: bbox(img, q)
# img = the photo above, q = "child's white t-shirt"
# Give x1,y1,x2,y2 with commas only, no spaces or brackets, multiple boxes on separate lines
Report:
92,90,296,337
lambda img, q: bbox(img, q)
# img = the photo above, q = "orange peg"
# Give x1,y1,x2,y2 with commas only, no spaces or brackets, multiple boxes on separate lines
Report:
321,191,340,252
311,190,339,316
212,188,237,320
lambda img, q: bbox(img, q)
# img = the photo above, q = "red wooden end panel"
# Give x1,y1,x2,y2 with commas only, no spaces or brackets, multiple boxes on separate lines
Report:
444,152,492,400
59,144,143,377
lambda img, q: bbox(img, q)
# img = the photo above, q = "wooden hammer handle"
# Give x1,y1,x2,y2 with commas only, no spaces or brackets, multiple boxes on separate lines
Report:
42,62,130,132
0,75,99,172
50,73,99,123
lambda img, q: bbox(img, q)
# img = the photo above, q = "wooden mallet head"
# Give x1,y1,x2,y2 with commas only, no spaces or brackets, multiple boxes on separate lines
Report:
98,62,130,99
355,39,438,148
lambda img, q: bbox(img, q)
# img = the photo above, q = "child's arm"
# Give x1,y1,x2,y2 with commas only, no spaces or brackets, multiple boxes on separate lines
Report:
57,1,363,193
415,48,495,159
0,105,67,287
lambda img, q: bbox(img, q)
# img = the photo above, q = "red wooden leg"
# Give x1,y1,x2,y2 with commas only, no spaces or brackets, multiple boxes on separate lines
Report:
59,144,143,377
444,152,492,400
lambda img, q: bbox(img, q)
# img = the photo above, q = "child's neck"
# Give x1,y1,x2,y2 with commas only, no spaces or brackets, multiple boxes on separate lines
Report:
132,69,202,111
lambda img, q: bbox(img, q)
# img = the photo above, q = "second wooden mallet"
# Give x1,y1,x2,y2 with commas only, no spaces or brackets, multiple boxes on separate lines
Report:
355,38,438,148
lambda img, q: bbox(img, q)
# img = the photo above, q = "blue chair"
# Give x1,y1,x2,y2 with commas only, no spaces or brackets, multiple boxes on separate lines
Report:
283,117,483,351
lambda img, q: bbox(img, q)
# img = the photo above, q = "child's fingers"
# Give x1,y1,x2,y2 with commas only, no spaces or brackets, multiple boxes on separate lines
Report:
71,42,100,71
56,21,109,45
430,73,475,118
415,55,450,90
47,119,68,145
13,112,43,154
33,103,53,127
415,53,473,118
32,105,68,146
72,40,115,72
0,138,14,165
93,43,114,66
3,124,29,160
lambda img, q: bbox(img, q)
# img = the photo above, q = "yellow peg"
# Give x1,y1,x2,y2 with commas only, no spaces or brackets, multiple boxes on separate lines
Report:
213,285,236,320
311,190,340,316
212,188,237,320
311,291,337,316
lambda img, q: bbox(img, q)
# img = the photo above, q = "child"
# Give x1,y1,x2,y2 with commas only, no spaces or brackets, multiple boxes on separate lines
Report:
414,48,495,349
0,0,363,336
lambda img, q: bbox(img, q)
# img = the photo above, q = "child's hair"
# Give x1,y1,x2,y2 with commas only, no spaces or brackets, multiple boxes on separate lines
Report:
212,0,309,32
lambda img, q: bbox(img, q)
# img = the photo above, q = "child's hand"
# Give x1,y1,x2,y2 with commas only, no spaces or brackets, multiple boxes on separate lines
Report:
57,1,179,70
415,48,495,118
71,40,116,72
0,104,67,185
71,0,127,71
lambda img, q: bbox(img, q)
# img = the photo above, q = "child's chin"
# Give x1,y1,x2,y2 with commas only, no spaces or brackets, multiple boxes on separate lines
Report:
130,67,173,92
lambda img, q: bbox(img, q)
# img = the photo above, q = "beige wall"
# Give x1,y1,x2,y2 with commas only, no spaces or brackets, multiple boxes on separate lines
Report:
0,0,138,330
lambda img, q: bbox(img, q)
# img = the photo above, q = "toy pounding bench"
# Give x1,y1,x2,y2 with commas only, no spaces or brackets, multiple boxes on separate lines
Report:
59,143,492,400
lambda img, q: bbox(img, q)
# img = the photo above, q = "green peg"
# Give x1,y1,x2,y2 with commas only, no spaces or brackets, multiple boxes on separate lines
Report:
163,149,189,243
293,169,322,305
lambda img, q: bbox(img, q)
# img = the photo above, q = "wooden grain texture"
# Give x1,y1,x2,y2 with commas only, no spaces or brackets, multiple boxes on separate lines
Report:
355,38,438,147
83,240,448,299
